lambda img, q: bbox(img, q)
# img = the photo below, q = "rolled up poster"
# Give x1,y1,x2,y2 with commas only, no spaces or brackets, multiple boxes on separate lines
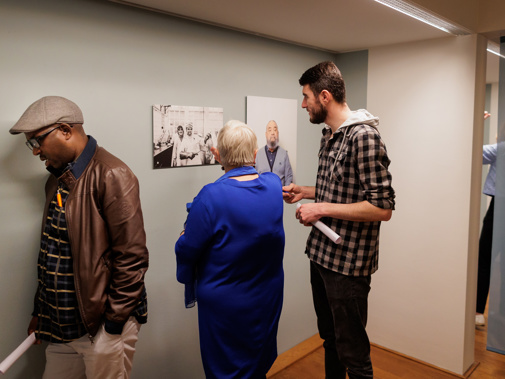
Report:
297,203,341,244
0,333,36,374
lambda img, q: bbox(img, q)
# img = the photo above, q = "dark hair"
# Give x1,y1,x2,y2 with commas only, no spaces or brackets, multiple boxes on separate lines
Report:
299,61,346,104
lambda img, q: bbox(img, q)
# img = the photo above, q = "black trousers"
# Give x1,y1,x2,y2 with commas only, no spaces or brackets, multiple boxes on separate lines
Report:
476,197,494,314
310,261,373,379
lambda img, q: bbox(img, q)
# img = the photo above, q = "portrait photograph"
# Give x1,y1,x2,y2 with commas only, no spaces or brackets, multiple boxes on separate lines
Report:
246,96,298,184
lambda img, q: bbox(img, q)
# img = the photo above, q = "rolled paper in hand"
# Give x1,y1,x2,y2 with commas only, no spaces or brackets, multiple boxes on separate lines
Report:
0,333,36,374
297,203,341,244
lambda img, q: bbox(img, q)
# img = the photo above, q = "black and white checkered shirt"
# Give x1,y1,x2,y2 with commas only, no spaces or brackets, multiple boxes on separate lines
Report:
306,121,395,276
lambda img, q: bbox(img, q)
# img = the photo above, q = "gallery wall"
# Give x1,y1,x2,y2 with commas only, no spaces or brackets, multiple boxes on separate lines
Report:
0,0,368,377
366,35,487,375
1,0,488,377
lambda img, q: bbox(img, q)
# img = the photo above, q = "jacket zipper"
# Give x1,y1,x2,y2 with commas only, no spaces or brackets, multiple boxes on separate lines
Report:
55,185,63,332
63,184,93,343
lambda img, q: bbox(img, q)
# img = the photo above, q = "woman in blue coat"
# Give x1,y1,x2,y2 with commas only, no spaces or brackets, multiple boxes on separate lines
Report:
175,120,285,379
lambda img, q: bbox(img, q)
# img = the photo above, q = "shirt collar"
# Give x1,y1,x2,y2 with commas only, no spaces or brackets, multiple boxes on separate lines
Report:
47,136,97,180
214,166,258,183
265,145,278,154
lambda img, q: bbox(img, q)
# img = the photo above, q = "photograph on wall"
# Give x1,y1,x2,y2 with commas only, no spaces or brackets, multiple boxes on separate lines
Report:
246,96,298,185
153,105,223,169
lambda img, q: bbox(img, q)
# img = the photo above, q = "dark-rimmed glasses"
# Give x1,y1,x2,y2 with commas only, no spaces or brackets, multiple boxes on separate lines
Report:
25,125,62,151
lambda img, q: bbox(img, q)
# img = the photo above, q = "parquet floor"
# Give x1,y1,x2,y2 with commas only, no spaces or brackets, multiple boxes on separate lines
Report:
268,322,505,378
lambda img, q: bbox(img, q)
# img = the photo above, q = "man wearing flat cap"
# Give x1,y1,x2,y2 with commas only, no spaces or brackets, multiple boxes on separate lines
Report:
10,96,148,378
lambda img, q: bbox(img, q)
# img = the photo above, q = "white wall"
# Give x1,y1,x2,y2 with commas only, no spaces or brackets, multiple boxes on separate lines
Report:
366,35,487,375
0,0,370,378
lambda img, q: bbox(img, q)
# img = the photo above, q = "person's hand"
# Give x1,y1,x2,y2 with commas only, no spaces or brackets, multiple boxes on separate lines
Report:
27,316,41,345
296,203,323,226
282,183,303,204
484,111,491,120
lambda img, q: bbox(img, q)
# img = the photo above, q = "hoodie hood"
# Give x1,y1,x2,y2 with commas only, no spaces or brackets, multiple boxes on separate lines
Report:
339,109,379,130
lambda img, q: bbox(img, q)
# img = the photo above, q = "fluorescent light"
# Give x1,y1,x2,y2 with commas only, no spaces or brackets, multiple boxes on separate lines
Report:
487,49,505,59
487,42,505,59
374,0,472,36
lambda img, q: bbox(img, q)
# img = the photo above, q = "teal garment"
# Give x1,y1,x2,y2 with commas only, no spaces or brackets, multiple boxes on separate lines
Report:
175,166,285,379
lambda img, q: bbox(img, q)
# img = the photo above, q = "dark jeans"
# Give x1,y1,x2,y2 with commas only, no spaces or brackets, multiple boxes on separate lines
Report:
310,261,373,379
476,197,494,314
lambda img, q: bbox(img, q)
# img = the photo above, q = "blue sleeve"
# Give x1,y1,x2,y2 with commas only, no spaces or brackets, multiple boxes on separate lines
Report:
174,187,215,284
483,144,497,165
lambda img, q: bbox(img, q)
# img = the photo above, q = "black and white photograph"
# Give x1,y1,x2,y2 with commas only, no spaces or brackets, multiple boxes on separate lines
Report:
246,96,298,185
153,104,223,169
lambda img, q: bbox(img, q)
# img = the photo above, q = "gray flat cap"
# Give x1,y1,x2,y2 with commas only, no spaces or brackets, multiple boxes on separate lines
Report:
9,96,84,135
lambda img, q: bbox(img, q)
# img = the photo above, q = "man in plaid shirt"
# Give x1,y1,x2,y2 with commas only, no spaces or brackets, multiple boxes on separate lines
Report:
283,61,395,378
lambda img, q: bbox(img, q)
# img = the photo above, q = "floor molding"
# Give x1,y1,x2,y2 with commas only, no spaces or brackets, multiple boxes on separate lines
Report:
267,334,480,378
370,342,480,378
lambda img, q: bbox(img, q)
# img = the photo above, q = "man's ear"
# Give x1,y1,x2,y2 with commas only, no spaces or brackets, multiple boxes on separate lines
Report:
211,147,221,163
59,123,73,140
319,89,333,105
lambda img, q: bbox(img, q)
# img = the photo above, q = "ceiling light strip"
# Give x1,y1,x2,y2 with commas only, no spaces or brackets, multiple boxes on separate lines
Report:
374,0,472,36
487,42,505,59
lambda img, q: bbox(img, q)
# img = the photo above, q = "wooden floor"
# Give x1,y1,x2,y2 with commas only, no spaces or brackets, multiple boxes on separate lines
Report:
267,322,505,378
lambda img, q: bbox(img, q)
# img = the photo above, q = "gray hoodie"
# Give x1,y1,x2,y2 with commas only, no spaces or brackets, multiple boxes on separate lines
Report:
338,108,379,130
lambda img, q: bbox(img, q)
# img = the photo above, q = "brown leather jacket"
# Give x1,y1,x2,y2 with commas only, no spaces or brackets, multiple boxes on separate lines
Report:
40,139,148,337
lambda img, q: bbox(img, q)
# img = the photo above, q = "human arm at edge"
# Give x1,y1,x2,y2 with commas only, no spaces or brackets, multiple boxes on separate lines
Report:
296,200,392,226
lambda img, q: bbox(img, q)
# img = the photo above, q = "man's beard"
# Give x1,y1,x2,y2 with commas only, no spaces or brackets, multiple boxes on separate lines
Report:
267,138,279,150
309,101,327,124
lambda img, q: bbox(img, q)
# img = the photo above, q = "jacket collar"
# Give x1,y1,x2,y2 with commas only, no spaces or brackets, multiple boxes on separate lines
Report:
47,136,97,187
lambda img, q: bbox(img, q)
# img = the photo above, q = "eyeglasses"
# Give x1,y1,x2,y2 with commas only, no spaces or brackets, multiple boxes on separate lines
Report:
25,125,62,151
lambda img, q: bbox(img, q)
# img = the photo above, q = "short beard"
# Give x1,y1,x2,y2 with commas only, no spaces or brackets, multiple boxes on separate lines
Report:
267,138,279,150
309,101,327,124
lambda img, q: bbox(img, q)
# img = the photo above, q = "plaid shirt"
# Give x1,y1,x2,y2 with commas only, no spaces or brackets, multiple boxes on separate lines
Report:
34,138,148,342
306,122,395,276
35,183,86,342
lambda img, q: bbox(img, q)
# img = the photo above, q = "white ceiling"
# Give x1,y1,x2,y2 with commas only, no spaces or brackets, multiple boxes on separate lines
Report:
111,0,453,53
110,0,502,82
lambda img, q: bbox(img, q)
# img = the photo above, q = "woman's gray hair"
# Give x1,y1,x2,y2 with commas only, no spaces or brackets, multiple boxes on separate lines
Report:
218,120,257,168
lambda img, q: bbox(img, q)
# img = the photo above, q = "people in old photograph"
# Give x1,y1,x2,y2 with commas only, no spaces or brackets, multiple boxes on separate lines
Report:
167,125,218,168
172,124,185,167
153,105,223,169
179,123,203,166
255,120,294,186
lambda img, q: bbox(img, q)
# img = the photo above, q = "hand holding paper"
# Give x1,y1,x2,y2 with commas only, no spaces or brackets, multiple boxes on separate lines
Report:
296,203,341,244
0,333,36,374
